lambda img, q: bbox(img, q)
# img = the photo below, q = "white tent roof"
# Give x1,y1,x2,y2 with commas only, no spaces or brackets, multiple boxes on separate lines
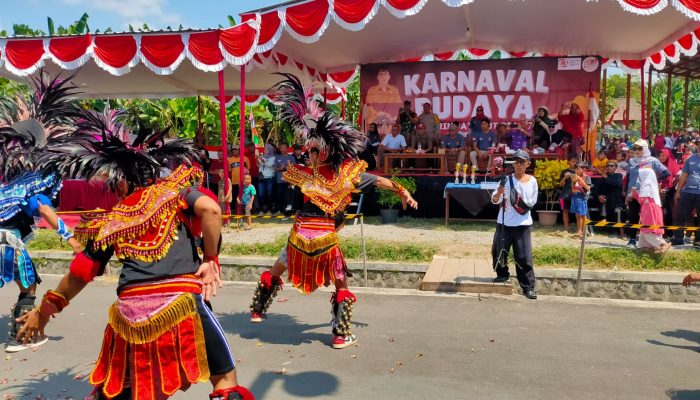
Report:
0,0,697,98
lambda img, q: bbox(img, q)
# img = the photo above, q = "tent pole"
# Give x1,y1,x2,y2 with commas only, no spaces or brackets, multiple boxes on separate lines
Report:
646,67,652,133
625,73,631,130
341,97,346,120
218,70,230,217
601,68,607,131
323,86,327,109
239,65,246,216
665,71,673,134
640,62,646,139
197,95,203,145
683,74,690,129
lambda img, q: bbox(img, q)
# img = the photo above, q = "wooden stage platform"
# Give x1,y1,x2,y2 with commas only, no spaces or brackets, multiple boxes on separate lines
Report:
420,256,513,295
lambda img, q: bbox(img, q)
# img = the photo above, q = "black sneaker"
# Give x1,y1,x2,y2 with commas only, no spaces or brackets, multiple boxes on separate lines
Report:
524,290,538,300
493,276,510,283
626,239,637,249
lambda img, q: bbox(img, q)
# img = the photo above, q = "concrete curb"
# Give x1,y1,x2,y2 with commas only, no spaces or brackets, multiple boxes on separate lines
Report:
28,251,697,302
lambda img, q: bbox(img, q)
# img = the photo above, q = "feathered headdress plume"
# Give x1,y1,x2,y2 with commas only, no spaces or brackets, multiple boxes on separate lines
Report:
0,70,82,181
38,109,200,192
269,73,365,171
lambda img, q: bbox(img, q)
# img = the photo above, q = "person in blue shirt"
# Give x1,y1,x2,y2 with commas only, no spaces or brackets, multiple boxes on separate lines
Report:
469,118,498,173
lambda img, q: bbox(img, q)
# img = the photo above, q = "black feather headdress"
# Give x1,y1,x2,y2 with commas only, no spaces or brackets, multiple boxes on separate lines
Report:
37,109,200,193
269,73,365,171
0,70,82,181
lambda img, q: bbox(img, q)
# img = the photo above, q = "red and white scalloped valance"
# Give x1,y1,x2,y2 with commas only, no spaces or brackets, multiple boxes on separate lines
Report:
0,24,358,88
214,90,346,108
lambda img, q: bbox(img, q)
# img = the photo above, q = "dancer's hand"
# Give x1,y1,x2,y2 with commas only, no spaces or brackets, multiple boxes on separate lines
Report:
16,309,49,345
401,190,418,210
67,237,83,255
682,273,700,287
196,260,222,301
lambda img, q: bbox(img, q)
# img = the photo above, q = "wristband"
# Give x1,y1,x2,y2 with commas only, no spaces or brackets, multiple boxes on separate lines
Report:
56,217,74,241
389,179,407,194
204,256,221,276
37,290,69,318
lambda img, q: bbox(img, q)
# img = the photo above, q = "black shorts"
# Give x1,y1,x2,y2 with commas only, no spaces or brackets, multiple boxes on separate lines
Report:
195,294,235,376
560,196,572,211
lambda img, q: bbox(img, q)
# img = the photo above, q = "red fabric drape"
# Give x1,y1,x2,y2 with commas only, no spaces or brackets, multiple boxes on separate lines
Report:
93,35,138,68
243,10,282,48
620,59,644,69
467,48,490,57
677,33,694,51
334,0,377,23
649,53,664,65
285,0,330,36
188,31,224,66
662,43,677,58
49,35,91,62
329,70,355,84
434,52,455,60
140,35,185,68
5,39,44,70
620,0,663,9
385,0,423,10
508,51,528,58
676,0,700,13
219,23,257,57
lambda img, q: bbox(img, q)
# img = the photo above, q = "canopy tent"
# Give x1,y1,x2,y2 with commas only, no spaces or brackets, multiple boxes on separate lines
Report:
0,0,699,210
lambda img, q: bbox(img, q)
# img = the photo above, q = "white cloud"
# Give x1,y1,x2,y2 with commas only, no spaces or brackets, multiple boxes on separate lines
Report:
60,0,182,29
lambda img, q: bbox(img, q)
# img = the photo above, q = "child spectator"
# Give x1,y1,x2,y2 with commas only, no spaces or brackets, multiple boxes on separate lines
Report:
559,155,579,231
592,150,609,175
241,174,256,230
570,162,591,238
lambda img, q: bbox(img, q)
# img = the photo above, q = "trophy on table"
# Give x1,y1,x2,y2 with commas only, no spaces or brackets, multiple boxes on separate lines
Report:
454,163,461,184
462,164,469,185
470,168,476,185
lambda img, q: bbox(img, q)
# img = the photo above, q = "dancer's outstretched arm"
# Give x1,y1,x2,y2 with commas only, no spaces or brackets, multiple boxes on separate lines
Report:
372,174,419,210
36,202,82,254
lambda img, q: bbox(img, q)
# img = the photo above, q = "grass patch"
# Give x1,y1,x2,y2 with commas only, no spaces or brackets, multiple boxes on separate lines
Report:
26,229,73,251
534,245,700,272
222,234,436,263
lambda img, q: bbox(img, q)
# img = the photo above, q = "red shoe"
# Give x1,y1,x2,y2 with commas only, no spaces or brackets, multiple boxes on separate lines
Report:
331,334,357,349
250,312,265,323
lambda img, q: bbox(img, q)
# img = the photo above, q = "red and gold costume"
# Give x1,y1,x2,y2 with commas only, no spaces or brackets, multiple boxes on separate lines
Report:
249,73,411,351
282,159,366,294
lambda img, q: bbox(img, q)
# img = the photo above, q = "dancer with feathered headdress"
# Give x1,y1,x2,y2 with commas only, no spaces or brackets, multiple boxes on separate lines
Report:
0,71,85,353
249,74,418,349
19,111,254,399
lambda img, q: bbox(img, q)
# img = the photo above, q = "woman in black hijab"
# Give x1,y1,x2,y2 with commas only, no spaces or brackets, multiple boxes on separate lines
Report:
532,106,553,148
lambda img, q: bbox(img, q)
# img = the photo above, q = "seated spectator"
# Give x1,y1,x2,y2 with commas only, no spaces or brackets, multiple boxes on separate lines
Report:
411,123,433,153
495,123,508,145
505,120,531,150
378,124,407,169
470,118,497,172
593,160,625,230
418,102,440,149
548,121,572,159
592,150,609,175
367,123,381,157
441,121,467,172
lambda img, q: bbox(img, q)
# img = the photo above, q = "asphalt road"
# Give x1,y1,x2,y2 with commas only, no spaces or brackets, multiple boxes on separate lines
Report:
1,275,699,400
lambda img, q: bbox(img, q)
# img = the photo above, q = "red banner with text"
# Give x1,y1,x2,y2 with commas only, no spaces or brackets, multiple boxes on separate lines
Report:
360,57,601,154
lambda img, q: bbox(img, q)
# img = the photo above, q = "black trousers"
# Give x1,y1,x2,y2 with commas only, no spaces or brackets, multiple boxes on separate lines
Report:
491,224,536,291
625,198,641,239
673,192,700,243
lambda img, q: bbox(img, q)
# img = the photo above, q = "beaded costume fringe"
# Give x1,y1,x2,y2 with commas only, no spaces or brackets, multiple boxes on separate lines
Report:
108,293,197,345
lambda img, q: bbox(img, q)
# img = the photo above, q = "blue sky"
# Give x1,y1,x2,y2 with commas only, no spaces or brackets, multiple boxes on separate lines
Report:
1,0,284,33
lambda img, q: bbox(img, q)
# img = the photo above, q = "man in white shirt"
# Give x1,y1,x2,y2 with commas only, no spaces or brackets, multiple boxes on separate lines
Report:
378,124,407,169
490,150,539,299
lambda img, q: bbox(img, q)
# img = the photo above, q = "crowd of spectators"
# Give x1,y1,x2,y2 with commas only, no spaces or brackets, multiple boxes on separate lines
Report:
201,141,319,228
366,101,589,173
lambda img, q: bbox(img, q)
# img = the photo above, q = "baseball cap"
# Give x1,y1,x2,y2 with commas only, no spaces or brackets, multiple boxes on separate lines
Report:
513,149,530,161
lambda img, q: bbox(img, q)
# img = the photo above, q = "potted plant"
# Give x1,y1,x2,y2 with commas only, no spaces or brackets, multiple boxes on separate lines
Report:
377,172,417,224
532,159,568,227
